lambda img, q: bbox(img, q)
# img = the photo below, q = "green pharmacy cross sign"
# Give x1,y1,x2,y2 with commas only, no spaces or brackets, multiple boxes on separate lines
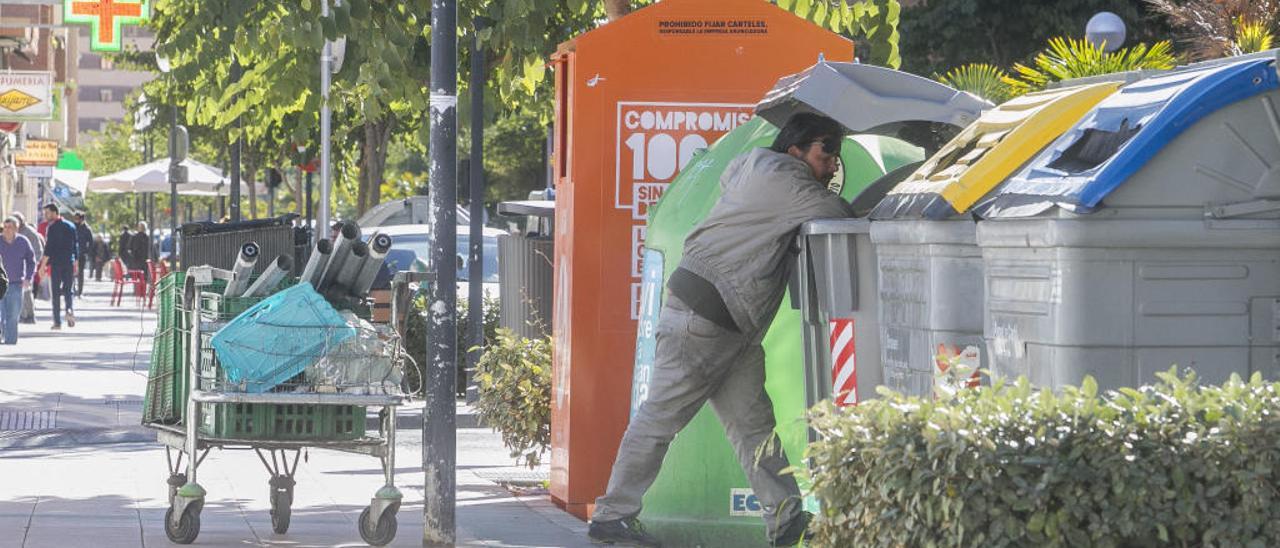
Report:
65,0,150,52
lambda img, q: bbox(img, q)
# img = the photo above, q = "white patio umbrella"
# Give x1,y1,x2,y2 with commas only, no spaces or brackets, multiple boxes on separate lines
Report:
86,157,254,196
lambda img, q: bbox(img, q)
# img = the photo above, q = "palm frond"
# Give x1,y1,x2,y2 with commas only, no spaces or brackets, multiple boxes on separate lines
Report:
935,63,1014,104
1004,37,1176,95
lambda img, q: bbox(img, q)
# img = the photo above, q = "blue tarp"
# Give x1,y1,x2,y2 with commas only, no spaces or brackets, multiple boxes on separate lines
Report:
977,57,1280,218
211,282,357,393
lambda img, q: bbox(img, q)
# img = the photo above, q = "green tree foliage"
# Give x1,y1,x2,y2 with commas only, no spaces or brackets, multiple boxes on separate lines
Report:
1004,37,1176,95
775,0,902,68
80,121,145,233
807,368,1280,546
900,1,1173,77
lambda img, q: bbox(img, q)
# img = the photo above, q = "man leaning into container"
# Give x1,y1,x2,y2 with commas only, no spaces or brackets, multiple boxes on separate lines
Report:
588,112,853,547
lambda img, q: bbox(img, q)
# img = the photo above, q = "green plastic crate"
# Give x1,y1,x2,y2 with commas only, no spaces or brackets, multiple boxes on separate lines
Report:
143,273,187,424
197,332,366,441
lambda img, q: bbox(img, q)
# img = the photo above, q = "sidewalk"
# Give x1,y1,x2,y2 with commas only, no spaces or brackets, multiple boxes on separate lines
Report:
0,280,591,547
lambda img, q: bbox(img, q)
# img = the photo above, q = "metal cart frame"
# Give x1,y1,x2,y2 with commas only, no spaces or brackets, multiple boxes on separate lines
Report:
147,266,407,545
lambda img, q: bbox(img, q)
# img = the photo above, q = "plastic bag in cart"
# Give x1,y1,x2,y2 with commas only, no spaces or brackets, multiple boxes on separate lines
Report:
211,282,357,393
305,311,404,394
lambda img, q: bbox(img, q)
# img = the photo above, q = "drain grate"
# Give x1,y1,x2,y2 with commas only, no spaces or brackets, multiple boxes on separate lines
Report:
0,410,58,431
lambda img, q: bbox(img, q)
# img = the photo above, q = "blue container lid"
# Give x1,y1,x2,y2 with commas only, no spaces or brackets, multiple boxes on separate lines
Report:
978,57,1280,218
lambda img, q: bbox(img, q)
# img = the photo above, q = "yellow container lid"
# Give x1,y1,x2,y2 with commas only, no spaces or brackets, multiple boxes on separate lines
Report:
875,82,1120,218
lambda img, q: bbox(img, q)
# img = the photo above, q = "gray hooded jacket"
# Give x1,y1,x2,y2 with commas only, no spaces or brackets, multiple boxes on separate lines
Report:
677,148,853,339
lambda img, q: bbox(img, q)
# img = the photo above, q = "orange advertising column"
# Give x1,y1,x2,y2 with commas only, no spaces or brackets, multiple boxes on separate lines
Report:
550,0,853,518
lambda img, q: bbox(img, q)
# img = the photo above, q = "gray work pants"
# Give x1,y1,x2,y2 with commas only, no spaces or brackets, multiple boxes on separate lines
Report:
592,295,802,540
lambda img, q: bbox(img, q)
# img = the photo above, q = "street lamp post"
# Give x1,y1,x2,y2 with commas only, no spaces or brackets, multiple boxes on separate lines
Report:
319,0,333,240
158,56,177,271
296,144,314,245
425,0,458,544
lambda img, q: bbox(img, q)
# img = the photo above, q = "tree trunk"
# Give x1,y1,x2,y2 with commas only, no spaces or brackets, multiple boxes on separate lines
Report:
357,118,393,216
604,0,631,21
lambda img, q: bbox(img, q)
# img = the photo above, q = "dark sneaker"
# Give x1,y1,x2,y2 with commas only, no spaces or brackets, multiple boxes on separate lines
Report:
50,324,61,331
771,511,814,547
66,312,75,327
588,517,661,547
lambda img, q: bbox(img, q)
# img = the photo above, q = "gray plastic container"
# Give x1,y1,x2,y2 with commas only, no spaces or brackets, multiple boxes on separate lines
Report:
870,220,985,396
978,56,1280,389
792,219,883,412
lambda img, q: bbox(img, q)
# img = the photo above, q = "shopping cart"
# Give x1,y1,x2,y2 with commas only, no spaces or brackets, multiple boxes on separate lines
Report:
145,265,408,546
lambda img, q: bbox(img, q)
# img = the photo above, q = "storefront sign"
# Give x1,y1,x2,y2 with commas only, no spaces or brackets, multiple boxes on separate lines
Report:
0,72,54,121
16,140,59,166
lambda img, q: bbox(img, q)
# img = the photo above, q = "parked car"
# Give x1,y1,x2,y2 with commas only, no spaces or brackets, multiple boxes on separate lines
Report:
367,224,502,297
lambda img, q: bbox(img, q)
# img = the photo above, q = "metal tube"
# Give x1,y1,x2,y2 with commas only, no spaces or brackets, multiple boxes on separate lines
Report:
425,0,458,543
243,254,294,297
467,17,487,404
222,241,260,297
305,170,314,245
230,59,242,222
299,238,333,287
318,0,332,251
332,240,369,292
169,82,178,272
349,232,391,298
319,221,360,291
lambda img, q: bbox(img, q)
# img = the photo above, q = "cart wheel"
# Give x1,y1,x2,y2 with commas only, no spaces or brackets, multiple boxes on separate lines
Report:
269,475,295,534
358,506,397,546
270,503,291,535
164,505,201,544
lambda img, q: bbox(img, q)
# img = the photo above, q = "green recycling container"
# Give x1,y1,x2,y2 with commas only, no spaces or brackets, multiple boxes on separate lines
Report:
629,116,922,545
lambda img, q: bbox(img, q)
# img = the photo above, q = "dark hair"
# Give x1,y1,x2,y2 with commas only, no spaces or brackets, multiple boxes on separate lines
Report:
770,112,845,154
43,204,58,214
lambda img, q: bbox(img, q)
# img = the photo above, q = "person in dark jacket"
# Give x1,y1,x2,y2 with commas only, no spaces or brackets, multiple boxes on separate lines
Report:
117,225,132,271
39,204,78,329
128,221,152,280
589,113,853,548
14,211,42,324
91,234,112,281
73,212,93,296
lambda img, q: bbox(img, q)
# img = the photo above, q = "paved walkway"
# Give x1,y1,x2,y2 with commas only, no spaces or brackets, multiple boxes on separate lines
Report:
0,280,591,547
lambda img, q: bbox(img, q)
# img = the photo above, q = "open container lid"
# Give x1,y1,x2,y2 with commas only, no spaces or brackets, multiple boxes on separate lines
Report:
871,82,1120,220
977,55,1280,218
756,61,991,155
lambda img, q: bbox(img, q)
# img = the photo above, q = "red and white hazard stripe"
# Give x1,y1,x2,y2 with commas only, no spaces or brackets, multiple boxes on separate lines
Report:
829,318,857,406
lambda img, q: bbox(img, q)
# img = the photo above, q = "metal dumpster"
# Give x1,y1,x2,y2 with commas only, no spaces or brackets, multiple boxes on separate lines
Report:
867,83,1119,396
975,54,1280,389
497,199,555,339
180,215,299,276
793,219,881,412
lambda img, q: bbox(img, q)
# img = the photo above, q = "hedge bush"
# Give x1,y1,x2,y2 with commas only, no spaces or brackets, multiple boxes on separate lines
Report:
473,329,551,468
806,368,1280,547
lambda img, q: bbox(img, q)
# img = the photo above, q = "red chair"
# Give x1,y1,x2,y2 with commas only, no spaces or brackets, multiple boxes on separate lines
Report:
110,259,145,307
146,260,170,309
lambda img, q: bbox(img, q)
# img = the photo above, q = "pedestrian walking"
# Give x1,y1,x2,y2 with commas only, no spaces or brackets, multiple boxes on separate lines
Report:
39,204,78,330
12,211,42,324
129,221,152,282
0,216,36,344
91,234,112,281
73,212,93,296
588,113,853,548
116,225,132,275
